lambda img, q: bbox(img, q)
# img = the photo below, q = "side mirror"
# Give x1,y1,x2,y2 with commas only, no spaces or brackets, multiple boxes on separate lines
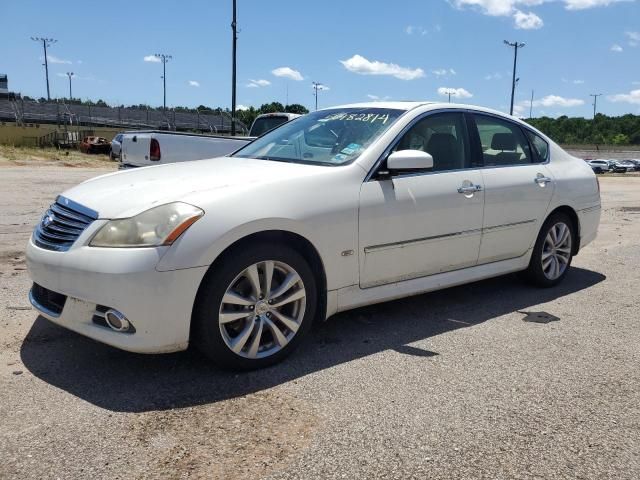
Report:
387,150,434,171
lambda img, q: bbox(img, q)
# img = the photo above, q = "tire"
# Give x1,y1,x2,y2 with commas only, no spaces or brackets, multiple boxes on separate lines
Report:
523,212,575,288
192,243,317,370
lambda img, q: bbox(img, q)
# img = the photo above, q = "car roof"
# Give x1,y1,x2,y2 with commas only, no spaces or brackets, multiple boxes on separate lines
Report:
325,101,522,120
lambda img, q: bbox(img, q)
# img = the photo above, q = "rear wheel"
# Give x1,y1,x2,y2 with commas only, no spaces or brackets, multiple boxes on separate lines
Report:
523,213,575,287
193,243,317,370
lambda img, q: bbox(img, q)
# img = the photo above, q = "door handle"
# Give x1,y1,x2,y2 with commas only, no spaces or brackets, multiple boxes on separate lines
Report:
457,185,482,194
535,176,552,185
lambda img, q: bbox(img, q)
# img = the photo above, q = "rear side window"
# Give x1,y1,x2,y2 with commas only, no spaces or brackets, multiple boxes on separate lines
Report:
473,114,534,166
250,117,288,137
525,130,549,162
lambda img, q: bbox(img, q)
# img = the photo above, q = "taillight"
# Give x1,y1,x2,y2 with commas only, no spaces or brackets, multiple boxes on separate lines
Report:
150,138,161,161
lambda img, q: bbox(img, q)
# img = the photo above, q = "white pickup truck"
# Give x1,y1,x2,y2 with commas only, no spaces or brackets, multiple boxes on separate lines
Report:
119,113,301,169
119,131,252,169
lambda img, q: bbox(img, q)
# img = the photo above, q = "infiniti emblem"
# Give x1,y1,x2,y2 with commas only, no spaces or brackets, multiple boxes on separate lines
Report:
42,215,53,228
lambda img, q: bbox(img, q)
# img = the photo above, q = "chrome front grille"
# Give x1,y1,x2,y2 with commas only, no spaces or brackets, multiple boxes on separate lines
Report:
33,196,98,251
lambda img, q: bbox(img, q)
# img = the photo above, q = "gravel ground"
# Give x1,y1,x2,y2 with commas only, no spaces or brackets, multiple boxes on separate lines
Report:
0,165,639,479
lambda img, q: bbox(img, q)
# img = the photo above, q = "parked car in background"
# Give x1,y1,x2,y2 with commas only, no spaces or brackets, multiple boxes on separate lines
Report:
616,160,638,172
629,160,640,171
586,159,610,174
249,112,301,137
609,160,630,173
110,133,124,161
119,130,252,168
27,102,601,369
80,136,111,155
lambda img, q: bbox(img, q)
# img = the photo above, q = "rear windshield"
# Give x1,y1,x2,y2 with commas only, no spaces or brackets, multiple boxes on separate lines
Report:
250,116,290,137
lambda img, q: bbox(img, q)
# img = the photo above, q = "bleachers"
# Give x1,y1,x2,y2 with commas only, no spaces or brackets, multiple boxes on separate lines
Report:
0,98,246,133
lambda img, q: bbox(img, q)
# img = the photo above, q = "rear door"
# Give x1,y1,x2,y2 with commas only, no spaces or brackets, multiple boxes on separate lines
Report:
470,113,554,264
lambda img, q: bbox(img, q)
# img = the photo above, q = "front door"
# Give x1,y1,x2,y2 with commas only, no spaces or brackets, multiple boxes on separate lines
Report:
358,112,484,288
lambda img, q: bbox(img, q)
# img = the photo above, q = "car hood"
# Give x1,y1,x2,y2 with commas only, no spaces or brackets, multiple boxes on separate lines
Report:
62,157,330,218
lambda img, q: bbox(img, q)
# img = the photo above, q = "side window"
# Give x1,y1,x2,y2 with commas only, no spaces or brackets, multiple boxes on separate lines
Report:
474,114,534,166
393,113,470,172
525,130,549,163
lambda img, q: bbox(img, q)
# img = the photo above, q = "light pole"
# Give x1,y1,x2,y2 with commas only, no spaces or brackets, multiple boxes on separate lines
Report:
443,89,455,103
154,53,172,112
31,37,57,101
529,90,534,119
312,82,324,111
504,40,525,116
66,72,74,100
231,0,238,135
590,93,602,118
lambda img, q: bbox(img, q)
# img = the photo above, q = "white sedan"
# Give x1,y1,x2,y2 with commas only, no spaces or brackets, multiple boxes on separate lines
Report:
26,102,601,369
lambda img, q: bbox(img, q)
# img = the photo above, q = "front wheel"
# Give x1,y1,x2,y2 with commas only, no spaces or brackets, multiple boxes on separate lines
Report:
523,213,575,287
193,244,317,370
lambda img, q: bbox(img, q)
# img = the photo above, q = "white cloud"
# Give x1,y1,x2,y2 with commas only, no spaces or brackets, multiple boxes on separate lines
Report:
432,68,457,77
608,89,640,105
143,55,161,63
246,79,271,88
42,55,72,65
564,0,629,10
514,10,544,29
271,67,304,81
611,43,624,52
532,95,585,107
449,0,628,29
437,87,473,99
236,104,250,111
485,72,504,80
405,25,428,35
367,94,392,101
573,79,585,84
340,54,425,80
313,84,330,91
626,31,640,46
188,80,200,87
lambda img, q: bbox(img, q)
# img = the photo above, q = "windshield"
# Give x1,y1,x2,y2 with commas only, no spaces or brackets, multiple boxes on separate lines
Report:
250,116,290,137
233,107,404,166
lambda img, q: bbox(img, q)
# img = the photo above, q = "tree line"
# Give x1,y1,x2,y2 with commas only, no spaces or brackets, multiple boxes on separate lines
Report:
526,114,640,146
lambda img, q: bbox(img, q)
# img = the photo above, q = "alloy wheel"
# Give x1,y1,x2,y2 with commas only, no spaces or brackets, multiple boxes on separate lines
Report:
218,261,306,359
541,222,572,280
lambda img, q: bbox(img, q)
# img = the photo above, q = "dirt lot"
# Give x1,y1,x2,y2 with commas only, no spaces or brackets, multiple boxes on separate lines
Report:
1,165,639,479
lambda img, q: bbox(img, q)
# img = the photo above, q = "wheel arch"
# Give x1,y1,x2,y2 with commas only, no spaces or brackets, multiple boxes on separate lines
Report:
545,205,580,255
190,230,328,340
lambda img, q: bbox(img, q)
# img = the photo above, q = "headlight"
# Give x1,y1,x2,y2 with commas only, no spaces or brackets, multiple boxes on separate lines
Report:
90,202,203,248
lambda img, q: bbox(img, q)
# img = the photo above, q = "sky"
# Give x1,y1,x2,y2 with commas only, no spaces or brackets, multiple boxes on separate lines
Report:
2,0,639,118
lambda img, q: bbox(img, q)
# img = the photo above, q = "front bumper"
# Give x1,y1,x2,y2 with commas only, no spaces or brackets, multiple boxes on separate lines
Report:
26,237,208,354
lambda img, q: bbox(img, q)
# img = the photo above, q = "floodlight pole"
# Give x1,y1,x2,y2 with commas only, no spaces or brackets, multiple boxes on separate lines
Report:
31,37,57,101
529,89,534,119
504,40,525,116
443,89,455,103
312,82,323,111
154,53,172,112
231,0,238,135
66,72,74,100
590,93,602,118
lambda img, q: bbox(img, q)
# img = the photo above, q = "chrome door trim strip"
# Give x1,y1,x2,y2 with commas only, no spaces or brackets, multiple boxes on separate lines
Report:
364,228,483,254
364,219,536,253
482,219,536,232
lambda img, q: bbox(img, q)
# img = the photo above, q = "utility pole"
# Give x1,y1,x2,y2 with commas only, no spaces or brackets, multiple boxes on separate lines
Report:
66,72,74,100
312,82,324,111
31,37,57,101
590,93,602,118
154,53,172,111
529,90,534,119
231,0,238,135
504,40,525,116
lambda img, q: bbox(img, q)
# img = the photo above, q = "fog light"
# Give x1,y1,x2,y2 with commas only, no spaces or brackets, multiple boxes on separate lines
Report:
104,309,130,332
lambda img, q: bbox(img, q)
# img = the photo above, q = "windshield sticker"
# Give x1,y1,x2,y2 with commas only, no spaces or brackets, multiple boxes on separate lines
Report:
340,143,362,155
331,153,348,162
321,113,391,124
